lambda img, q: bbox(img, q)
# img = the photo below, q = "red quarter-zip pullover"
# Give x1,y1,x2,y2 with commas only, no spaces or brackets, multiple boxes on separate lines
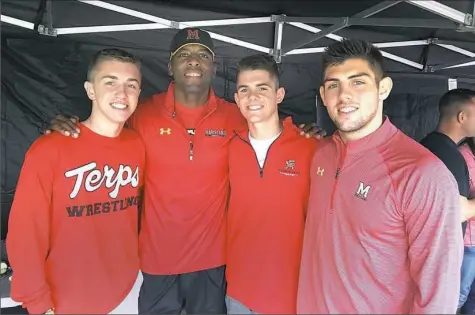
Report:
130,83,247,275
226,118,317,314
298,117,463,314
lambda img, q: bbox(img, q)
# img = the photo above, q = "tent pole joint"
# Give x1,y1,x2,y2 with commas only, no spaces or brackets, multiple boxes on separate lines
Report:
423,65,435,73
38,24,57,37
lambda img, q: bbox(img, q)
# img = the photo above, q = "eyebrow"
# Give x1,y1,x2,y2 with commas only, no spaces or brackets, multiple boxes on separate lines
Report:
237,83,271,90
323,72,371,84
100,75,140,83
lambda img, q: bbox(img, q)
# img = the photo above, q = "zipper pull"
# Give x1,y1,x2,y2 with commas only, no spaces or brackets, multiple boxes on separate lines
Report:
260,168,263,178
189,141,194,161
335,168,340,179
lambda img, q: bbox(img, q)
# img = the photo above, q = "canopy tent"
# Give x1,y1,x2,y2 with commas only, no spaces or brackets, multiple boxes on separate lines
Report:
3,0,475,238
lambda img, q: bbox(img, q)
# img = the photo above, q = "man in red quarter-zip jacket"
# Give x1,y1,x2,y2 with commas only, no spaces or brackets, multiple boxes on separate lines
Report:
298,39,463,314
226,54,316,314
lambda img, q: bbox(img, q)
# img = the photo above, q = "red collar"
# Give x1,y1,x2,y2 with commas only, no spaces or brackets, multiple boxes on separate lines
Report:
163,82,219,118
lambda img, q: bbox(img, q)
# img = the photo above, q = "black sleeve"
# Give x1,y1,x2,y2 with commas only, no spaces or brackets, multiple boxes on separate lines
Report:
432,148,469,197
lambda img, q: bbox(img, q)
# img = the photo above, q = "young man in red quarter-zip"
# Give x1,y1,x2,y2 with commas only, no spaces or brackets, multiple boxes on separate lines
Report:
226,54,316,314
43,28,325,314
297,39,463,314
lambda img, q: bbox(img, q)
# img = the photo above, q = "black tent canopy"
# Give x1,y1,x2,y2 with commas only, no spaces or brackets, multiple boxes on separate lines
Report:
3,0,475,237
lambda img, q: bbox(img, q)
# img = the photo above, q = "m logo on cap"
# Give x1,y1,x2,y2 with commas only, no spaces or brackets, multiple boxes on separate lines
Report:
187,29,200,40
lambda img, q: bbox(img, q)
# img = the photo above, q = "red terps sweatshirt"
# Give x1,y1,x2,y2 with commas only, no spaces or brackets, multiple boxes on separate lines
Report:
7,125,145,314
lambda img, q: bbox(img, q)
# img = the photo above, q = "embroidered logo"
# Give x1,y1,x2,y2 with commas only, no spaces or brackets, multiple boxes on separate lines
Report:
316,167,325,176
205,129,226,137
279,159,300,176
355,181,371,200
159,128,171,135
187,29,200,40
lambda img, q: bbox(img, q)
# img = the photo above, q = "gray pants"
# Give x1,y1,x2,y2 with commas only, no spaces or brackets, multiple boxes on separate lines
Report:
225,296,258,314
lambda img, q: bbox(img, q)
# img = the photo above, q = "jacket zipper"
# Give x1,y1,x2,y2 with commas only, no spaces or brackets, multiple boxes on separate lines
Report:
235,131,281,178
170,106,217,161
329,142,347,210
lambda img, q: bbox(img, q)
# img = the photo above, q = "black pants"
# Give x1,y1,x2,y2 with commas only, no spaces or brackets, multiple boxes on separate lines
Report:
138,265,226,314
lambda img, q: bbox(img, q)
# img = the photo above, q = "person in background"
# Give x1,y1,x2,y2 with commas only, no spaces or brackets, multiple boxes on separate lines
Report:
225,54,317,314
420,88,475,234
7,48,145,314
458,137,475,314
43,28,325,314
298,38,463,314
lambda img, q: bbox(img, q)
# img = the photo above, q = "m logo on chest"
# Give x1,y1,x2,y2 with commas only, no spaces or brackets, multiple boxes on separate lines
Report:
355,181,371,201
65,162,139,199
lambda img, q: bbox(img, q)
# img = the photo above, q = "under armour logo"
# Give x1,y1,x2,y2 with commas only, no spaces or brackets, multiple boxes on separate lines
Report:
187,29,199,40
159,128,171,135
355,181,371,200
316,167,324,176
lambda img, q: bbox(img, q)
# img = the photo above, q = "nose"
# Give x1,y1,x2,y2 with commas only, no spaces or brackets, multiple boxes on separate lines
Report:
115,83,127,96
187,55,200,67
338,85,352,103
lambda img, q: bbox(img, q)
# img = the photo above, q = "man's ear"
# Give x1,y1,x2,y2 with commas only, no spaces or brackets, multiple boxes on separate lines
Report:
378,76,393,101
168,62,173,76
84,81,95,101
319,86,327,107
276,87,286,104
457,110,466,124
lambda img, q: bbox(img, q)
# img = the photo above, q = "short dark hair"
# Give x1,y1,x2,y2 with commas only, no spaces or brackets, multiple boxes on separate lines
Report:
322,38,385,82
236,54,280,88
439,88,475,120
87,48,141,81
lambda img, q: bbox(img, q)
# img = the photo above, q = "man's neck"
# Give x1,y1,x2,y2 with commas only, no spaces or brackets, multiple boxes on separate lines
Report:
436,123,464,144
339,114,383,143
83,116,123,138
249,117,281,140
174,85,210,108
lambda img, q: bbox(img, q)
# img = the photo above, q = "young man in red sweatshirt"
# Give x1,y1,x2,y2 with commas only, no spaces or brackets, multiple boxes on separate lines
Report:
297,39,463,314
43,28,324,314
6,49,146,314
226,54,316,314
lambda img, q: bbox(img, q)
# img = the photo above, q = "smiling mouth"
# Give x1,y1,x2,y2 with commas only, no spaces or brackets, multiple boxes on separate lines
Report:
184,72,202,78
110,102,128,110
338,106,357,114
247,105,264,111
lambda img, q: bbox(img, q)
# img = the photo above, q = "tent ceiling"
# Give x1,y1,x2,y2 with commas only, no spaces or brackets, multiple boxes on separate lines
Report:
3,0,475,79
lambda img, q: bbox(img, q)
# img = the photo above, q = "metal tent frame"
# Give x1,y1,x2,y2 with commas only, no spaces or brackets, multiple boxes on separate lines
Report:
3,0,475,88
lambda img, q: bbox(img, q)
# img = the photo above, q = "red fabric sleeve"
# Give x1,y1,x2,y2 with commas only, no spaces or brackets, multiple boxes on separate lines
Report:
402,159,463,314
6,137,58,314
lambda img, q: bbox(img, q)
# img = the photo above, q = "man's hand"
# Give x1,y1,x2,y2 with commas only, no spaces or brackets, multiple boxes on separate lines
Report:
44,115,80,138
298,123,327,139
